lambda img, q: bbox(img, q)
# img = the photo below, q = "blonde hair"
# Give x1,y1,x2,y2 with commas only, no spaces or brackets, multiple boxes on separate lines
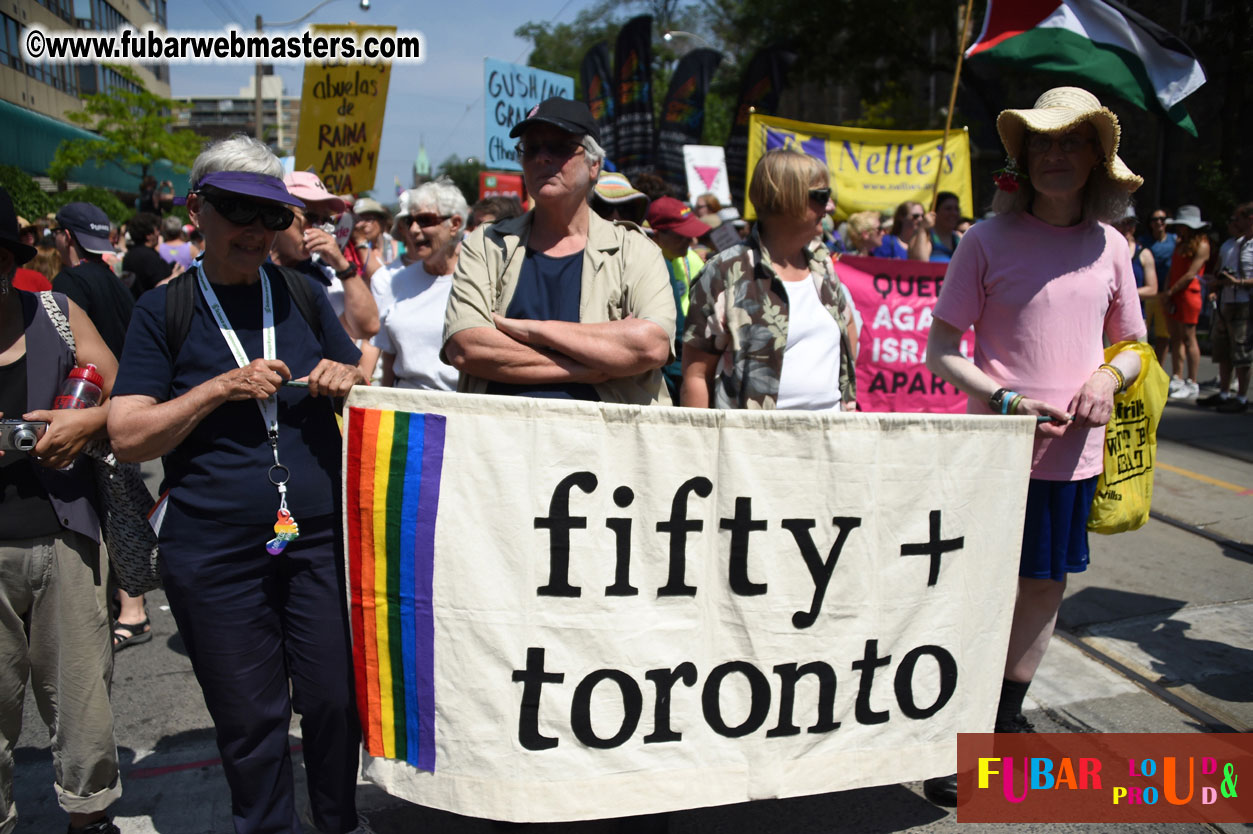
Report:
843,210,881,252
749,149,830,221
990,119,1129,224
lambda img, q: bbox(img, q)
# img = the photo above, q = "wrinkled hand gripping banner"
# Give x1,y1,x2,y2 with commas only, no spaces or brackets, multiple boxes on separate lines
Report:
343,388,1035,822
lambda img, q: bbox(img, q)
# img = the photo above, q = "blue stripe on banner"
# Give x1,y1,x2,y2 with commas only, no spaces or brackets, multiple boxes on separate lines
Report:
399,416,425,765
413,413,446,773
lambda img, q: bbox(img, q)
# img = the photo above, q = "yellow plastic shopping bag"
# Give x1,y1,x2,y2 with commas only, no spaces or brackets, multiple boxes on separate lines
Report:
1088,341,1169,534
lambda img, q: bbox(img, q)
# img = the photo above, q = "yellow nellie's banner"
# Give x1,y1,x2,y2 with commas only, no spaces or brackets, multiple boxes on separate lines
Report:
293,23,395,195
745,113,973,221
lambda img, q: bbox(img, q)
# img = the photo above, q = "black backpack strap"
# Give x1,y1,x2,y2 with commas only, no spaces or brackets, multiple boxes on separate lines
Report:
163,271,198,363
265,263,324,348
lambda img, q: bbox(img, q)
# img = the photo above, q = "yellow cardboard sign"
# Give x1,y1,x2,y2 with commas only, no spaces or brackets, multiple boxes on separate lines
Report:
745,113,973,221
294,24,394,194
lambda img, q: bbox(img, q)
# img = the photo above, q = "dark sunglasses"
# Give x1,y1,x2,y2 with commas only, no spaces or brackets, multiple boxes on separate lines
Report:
1150,215,1167,222
197,188,295,231
808,188,832,205
515,139,584,161
410,213,451,228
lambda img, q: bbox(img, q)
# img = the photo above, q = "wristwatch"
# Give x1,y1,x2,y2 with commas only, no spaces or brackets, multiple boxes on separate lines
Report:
334,263,359,280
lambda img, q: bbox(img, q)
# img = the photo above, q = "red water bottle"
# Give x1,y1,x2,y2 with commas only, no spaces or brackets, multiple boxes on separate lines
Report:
54,364,104,410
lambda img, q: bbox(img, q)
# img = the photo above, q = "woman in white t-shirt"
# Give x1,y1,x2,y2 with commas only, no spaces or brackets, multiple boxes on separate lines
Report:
924,87,1147,806
373,178,468,390
682,149,857,411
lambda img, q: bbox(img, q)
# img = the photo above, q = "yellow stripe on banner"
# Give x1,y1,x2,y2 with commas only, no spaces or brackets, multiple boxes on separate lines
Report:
372,415,396,759
1158,461,1252,495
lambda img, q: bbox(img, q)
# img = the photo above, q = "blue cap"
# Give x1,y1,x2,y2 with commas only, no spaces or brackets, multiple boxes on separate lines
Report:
55,202,114,255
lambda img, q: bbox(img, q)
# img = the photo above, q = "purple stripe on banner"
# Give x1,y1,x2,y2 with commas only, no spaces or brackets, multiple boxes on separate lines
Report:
399,417,424,764
413,413,446,773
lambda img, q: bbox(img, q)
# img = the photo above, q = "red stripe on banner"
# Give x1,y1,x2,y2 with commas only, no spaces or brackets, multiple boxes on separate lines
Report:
968,0,1061,56
357,408,385,756
344,408,369,746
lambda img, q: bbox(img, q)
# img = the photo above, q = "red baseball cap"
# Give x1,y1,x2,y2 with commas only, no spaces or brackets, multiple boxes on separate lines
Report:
646,197,713,238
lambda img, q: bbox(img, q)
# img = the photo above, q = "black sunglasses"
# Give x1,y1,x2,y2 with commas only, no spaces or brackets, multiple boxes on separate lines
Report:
515,139,584,161
808,188,832,205
410,213,451,228
197,188,295,231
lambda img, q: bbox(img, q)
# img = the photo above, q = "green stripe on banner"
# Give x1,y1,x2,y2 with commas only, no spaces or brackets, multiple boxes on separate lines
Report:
975,28,1197,135
385,410,409,755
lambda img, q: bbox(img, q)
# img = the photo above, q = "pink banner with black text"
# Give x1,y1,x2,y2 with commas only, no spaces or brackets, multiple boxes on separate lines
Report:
836,256,975,414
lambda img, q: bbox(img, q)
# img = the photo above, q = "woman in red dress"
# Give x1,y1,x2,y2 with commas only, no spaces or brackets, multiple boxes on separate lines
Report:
1162,205,1210,400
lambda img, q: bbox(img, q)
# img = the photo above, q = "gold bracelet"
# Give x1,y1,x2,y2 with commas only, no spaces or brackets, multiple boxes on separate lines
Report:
1097,365,1124,393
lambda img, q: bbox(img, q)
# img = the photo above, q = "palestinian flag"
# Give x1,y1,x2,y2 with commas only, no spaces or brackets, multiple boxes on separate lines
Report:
966,0,1206,135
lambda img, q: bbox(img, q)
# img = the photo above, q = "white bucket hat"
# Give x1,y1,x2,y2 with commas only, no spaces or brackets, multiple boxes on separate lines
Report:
1165,205,1208,230
996,86,1143,192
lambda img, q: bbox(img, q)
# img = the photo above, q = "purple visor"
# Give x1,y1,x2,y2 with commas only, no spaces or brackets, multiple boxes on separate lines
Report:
194,171,305,208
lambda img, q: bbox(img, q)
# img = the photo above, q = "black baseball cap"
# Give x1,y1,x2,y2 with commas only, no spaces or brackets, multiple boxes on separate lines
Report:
509,97,601,145
56,202,115,254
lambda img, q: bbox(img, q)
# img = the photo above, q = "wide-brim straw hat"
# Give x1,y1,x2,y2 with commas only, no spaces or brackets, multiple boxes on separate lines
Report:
1166,204,1208,230
996,86,1142,192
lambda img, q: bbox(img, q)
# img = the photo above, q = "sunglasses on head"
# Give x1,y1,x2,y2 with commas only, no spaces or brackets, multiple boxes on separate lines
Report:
197,187,295,231
515,139,584,161
808,187,831,205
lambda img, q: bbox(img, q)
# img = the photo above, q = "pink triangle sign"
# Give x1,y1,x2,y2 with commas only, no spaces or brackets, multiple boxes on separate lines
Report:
694,166,721,190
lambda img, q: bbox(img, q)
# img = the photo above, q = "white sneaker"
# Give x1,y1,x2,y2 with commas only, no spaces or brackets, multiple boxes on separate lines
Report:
1188,380,1200,399
1170,380,1198,400
1168,376,1185,395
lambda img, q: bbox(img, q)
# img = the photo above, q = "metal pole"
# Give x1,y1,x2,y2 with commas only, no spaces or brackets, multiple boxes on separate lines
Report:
930,0,976,211
254,14,264,142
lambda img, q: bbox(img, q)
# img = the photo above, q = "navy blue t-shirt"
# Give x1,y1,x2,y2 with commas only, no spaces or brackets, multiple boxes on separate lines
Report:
114,272,360,524
486,249,599,401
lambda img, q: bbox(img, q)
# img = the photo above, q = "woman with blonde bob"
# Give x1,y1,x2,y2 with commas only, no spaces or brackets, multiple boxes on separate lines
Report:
842,210,885,256
924,88,1147,805
681,148,856,411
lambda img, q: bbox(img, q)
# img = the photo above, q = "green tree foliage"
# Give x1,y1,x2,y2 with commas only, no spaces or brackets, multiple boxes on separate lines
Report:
0,165,55,222
516,0,619,83
48,65,205,185
437,156,488,204
51,187,131,226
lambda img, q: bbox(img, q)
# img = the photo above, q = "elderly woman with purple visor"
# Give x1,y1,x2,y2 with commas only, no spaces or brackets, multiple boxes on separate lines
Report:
107,136,369,834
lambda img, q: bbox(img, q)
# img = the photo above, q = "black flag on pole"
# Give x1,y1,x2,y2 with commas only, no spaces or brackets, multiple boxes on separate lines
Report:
725,45,796,209
656,47,723,193
613,15,655,179
579,41,617,168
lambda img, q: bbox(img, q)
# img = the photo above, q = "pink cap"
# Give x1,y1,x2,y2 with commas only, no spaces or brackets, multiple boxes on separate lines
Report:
283,171,348,214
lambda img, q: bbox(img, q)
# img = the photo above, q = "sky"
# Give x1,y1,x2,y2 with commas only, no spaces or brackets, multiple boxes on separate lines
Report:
167,0,599,200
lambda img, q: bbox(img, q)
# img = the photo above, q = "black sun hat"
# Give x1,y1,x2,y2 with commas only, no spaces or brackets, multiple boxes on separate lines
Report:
509,97,601,145
0,186,36,265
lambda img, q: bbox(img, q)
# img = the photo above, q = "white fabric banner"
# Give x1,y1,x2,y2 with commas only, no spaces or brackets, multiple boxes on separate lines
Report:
682,144,732,207
342,388,1035,822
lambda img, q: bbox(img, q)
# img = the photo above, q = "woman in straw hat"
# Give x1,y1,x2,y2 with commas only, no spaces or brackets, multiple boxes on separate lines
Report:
1161,205,1210,400
925,87,1148,806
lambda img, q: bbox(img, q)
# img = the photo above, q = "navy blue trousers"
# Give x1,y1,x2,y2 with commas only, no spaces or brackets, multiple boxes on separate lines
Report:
160,501,360,834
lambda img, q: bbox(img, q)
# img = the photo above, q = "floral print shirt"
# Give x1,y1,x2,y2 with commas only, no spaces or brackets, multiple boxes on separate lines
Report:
683,226,857,409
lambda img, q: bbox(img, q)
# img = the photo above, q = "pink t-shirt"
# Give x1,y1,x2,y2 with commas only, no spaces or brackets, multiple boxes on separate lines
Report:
933,211,1147,481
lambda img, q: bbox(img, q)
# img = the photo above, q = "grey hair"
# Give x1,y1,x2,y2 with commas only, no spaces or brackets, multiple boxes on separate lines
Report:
161,214,185,240
189,134,284,190
581,134,606,169
407,177,470,226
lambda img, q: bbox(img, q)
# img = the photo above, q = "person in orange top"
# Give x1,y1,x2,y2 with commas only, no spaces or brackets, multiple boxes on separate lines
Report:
1162,205,1210,400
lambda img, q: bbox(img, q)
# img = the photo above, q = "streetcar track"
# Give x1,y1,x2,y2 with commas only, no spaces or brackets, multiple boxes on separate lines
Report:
1048,505,1253,734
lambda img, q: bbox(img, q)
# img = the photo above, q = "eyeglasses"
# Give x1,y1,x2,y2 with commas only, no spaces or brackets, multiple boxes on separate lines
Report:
1026,132,1093,154
1150,215,1168,222
410,213,451,228
808,188,832,205
909,213,924,220
197,189,294,231
515,139,584,161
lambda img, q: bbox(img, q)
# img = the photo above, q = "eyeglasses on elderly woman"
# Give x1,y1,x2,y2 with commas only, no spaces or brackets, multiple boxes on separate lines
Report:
195,186,295,231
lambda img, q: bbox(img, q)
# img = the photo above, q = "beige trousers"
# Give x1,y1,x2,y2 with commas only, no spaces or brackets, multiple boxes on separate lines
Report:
0,530,121,833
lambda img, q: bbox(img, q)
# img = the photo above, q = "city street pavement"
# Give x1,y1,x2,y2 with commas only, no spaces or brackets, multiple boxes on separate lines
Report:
12,358,1253,833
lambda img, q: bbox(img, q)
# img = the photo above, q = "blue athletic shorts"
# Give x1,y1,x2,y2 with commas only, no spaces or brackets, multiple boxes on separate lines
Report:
1019,476,1099,581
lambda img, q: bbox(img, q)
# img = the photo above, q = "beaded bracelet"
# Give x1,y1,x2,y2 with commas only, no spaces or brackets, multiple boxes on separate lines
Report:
1097,364,1125,393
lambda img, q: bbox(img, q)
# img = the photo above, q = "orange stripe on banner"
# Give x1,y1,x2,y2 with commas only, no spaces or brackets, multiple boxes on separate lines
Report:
357,408,384,756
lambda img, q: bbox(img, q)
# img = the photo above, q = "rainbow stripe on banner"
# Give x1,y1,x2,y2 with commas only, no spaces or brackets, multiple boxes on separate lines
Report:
345,407,446,772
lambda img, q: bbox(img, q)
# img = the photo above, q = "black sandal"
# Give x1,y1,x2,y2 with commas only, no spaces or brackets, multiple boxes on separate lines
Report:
112,618,152,652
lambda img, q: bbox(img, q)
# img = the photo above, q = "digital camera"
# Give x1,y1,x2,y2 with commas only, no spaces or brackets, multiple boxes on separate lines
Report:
0,419,48,453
